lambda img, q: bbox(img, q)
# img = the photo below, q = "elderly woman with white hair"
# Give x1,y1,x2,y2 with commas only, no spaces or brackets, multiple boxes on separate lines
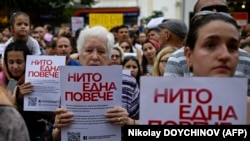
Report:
52,26,140,141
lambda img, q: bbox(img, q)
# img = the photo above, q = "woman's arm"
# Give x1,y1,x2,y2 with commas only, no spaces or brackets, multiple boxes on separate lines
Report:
0,86,13,106
52,128,61,141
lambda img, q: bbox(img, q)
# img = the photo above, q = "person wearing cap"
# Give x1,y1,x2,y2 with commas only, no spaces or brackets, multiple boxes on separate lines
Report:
165,0,250,83
164,0,250,124
158,19,188,51
164,0,233,77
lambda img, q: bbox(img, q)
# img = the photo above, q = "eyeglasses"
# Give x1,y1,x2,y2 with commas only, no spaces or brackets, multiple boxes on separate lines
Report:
191,10,233,24
111,55,120,59
200,5,229,13
159,59,168,65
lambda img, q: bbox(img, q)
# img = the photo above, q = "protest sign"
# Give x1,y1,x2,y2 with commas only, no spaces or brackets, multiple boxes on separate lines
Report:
60,65,122,141
140,77,247,125
24,55,65,111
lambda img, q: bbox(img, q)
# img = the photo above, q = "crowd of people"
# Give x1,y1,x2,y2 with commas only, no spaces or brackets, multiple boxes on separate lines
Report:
0,0,250,141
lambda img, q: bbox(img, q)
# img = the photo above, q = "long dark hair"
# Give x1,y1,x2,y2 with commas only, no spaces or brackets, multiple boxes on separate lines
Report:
141,39,158,75
122,56,142,86
186,11,239,51
4,41,31,80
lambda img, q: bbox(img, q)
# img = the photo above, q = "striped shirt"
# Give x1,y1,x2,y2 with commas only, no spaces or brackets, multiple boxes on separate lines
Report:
121,74,140,141
164,47,192,77
122,74,140,120
4,36,41,55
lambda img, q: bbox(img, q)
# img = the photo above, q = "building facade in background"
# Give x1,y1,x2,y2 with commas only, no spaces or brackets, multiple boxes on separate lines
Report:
74,0,250,29
73,0,187,29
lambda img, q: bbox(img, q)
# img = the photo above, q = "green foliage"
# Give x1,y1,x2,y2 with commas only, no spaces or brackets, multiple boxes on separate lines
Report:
141,10,164,24
62,4,75,22
40,0,98,8
0,1,5,8
80,0,97,7
5,0,98,22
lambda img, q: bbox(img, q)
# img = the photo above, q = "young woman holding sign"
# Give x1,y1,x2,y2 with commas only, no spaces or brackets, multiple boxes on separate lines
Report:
4,41,32,99
4,41,53,140
184,11,250,124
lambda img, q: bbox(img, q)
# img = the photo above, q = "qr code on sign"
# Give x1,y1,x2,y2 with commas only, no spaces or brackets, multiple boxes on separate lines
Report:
68,132,80,141
28,97,37,106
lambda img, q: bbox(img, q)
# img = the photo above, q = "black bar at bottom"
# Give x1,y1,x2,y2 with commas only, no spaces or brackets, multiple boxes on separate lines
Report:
122,125,250,141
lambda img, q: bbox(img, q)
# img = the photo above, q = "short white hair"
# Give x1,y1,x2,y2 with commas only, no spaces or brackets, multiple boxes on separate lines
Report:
77,25,114,58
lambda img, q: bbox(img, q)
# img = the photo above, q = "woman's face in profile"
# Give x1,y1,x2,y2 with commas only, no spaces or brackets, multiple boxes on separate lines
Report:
159,53,171,76
7,51,26,78
186,20,239,77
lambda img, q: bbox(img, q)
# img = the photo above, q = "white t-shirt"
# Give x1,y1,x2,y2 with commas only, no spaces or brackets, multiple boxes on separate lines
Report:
3,36,41,56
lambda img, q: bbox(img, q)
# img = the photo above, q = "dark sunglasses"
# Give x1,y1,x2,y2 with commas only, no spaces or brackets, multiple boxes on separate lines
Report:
191,10,233,24
201,5,229,13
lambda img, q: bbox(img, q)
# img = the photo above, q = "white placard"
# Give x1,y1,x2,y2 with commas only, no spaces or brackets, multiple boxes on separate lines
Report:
124,52,137,58
60,65,122,141
71,17,84,34
0,43,5,57
140,77,248,125
24,55,66,111
122,69,131,76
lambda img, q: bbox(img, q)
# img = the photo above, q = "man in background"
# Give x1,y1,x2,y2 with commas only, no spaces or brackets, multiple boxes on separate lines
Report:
158,19,188,50
164,0,250,124
55,36,81,66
